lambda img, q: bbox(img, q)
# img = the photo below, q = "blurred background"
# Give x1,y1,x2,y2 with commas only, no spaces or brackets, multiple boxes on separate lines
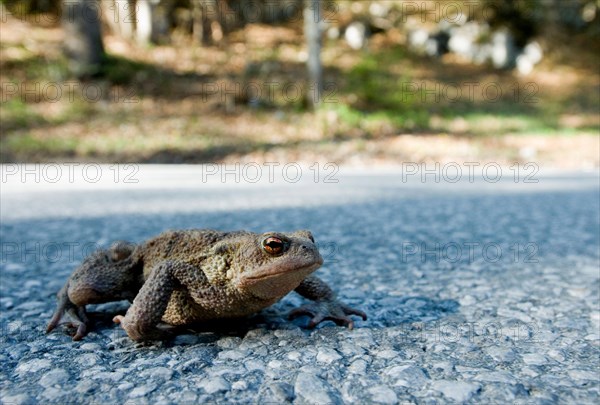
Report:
1,0,598,167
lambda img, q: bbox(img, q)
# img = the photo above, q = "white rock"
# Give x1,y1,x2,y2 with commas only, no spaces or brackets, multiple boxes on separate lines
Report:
178,390,198,402
91,371,124,381
547,349,565,362
267,359,283,369
474,371,516,385
129,384,157,398
216,337,241,349
287,351,301,361
368,385,398,404
200,376,230,394
316,348,342,364
432,362,454,374
523,41,543,64
522,353,547,366
448,22,485,57
327,26,340,40
339,342,365,356
75,380,95,394
0,393,32,405
139,366,173,380
41,387,63,401
517,55,535,75
409,29,429,49
375,349,399,359
75,353,99,367
369,2,390,18
118,382,134,391
244,359,265,372
79,343,101,351
345,22,368,50
385,365,429,388
491,30,516,69
432,380,480,402
295,372,336,404
352,329,376,348
568,369,598,381
232,380,248,390
348,359,368,374
497,307,532,322
39,368,69,388
522,367,539,377
485,347,517,362
16,358,52,375
80,366,106,380
459,295,477,306
519,146,537,159
218,350,247,361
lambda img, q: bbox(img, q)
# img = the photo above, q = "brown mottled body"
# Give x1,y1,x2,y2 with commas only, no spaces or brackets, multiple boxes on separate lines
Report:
47,229,366,342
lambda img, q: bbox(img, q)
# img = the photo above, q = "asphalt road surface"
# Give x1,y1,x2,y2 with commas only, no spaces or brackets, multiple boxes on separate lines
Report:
1,165,599,404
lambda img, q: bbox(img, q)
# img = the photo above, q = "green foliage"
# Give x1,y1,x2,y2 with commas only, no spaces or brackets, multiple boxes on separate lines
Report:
340,48,432,135
1,51,69,81
3,131,78,155
100,55,159,86
0,97,46,131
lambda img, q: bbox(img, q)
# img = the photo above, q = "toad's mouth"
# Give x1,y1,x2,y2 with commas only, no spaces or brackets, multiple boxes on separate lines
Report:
246,263,321,281
239,258,323,300
245,261,322,281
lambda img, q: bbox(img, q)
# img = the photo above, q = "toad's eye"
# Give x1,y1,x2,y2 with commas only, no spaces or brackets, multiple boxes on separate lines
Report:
262,237,286,255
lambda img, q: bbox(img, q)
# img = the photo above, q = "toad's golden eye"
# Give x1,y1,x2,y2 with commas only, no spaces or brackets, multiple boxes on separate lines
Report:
262,237,286,255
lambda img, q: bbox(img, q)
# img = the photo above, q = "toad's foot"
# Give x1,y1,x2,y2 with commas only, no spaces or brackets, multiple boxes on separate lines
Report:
288,300,367,330
113,315,175,342
46,285,89,341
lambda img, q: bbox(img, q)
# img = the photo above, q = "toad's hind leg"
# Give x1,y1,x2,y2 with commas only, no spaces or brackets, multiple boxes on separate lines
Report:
47,242,143,340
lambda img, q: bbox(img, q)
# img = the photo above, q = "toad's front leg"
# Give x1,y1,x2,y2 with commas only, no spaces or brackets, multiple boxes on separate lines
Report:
289,275,367,329
113,260,209,341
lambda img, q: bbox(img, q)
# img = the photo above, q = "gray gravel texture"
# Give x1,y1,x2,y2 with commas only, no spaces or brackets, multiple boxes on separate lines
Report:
1,166,599,404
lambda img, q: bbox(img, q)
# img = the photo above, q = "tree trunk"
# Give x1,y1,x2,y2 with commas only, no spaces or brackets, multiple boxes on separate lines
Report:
62,0,105,78
192,0,215,45
101,1,135,39
304,0,322,108
135,0,172,45
135,0,154,44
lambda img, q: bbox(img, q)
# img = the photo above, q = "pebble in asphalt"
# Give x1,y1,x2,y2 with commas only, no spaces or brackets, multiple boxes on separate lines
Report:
0,167,598,404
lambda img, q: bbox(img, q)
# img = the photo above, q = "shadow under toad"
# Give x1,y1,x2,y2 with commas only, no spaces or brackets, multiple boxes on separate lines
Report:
258,294,461,330
362,295,461,328
80,294,459,346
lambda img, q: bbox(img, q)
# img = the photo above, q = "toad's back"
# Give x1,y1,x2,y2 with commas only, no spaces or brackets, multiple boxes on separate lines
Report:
138,229,249,278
